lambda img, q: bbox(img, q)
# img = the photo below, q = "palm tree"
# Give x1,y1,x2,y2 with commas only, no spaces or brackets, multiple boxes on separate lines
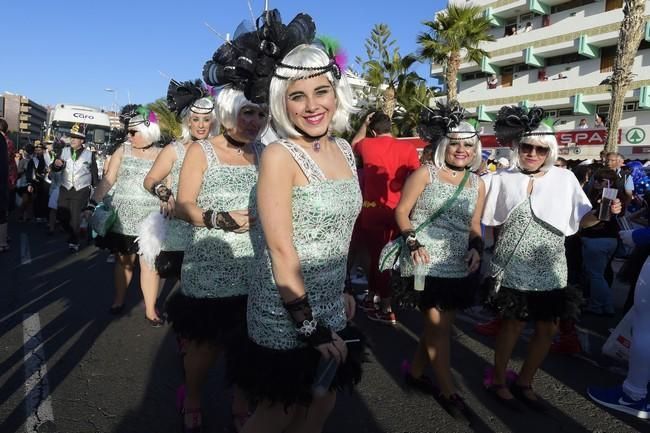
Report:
365,52,422,119
393,81,437,137
417,4,494,102
605,0,646,152
357,24,424,119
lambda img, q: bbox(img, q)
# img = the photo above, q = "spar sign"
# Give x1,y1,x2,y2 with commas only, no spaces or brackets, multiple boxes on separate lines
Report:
479,129,613,148
557,129,611,145
623,127,648,145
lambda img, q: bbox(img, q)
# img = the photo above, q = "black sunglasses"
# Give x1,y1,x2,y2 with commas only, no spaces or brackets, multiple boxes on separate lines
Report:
520,143,550,156
128,130,139,136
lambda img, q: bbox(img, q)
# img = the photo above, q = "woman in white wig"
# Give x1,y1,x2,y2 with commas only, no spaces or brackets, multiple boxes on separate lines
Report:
86,105,163,323
139,80,219,320
224,9,365,432
482,106,620,410
395,101,485,424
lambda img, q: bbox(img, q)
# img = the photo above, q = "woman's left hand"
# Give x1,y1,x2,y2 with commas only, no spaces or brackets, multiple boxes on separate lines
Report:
343,293,355,321
160,194,175,219
465,248,481,273
610,198,622,215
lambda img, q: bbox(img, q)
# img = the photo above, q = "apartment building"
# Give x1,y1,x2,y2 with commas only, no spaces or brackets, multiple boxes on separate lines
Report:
431,0,650,154
1,92,48,146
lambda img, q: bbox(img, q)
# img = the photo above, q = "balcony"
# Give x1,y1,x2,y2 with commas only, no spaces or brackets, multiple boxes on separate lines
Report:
456,54,650,111
430,2,629,77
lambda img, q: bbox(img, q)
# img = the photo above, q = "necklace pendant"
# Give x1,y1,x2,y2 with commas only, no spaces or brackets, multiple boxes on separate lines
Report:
313,141,320,152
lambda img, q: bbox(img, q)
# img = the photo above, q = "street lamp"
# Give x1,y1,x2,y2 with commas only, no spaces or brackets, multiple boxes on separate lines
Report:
104,88,118,114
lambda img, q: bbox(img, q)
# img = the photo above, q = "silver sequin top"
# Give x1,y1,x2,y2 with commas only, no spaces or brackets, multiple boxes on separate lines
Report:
400,164,479,278
247,138,362,350
490,199,566,291
163,141,193,252
180,139,263,298
110,144,161,236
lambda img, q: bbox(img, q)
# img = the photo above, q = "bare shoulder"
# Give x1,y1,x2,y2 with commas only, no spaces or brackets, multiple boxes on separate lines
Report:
412,164,433,183
184,142,207,167
260,142,293,165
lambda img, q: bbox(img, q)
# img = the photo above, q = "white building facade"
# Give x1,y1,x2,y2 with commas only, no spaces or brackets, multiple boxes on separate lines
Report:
431,0,650,157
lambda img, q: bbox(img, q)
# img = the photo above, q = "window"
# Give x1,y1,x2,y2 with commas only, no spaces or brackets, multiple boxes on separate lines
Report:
546,52,583,66
600,46,617,73
519,13,533,22
551,0,596,14
545,110,558,118
624,102,637,112
639,39,650,51
597,105,610,115
605,0,623,11
515,64,535,72
461,71,488,81
558,108,574,116
504,19,518,36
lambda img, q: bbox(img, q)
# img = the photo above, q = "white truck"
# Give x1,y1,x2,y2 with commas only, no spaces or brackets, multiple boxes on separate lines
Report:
45,104,113,149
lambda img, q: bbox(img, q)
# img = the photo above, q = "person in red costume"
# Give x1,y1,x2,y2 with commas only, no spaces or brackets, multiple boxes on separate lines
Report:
351,111,420,324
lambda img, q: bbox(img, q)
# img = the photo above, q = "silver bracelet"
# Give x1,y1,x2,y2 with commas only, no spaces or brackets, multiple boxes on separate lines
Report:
210,211,218,229
296,318,318,337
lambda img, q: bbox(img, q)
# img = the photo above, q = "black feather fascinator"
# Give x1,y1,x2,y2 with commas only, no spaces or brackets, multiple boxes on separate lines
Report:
203,9,316,104
494,106,552,146
417,100,472,147
166,79,213,116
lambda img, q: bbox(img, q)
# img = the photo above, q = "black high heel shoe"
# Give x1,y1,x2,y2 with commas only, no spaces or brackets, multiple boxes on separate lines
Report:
485,384,524,412
145,315,165,328
510,383,548,411
109,304,125,315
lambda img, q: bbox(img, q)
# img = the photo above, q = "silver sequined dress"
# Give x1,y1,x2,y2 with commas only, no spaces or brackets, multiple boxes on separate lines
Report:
247,138,362,350
490,199,566,291
163,141,193,252
110,144,160,236
399,163,479,278
179,139,263,299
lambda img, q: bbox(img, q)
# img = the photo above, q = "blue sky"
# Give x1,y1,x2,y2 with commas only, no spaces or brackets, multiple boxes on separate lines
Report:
1,0,444,110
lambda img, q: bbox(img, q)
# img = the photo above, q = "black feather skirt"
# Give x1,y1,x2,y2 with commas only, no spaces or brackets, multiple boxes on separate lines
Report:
155,251,184,279
395,274,480,311
487,285,583,322
227,325,367,408
95,232,138,255
165,292,247,346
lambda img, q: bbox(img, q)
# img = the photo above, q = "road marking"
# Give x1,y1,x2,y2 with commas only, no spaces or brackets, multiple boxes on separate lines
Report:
0,280,70,325
23,313,55,432
20,233,32,265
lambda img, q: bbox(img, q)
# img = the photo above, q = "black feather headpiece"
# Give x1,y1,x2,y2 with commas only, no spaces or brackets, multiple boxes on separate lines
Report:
166,79,214,116
494,106,553,146
417,100,473,147
203,9,316,104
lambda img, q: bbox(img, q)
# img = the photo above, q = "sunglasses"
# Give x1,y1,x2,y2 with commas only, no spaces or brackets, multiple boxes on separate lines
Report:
128,130,139,136
520,143,550,156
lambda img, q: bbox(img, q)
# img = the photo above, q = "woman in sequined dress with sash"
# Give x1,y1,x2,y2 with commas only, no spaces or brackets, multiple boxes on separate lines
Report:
87,106,162,320
395,106,485,423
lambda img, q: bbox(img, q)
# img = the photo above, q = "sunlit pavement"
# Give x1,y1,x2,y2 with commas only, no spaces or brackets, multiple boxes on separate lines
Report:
1,220,647,433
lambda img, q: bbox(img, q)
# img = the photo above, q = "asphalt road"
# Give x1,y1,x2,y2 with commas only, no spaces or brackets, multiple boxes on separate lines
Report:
1,220,647,433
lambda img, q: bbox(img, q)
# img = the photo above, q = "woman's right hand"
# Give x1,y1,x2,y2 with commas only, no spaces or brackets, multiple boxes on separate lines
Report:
410,246,430,265
160,195,176,219
229,209,257,233
315,331,348,364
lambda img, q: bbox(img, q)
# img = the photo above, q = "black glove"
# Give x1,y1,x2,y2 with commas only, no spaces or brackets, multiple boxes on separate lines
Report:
284,294,332,346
